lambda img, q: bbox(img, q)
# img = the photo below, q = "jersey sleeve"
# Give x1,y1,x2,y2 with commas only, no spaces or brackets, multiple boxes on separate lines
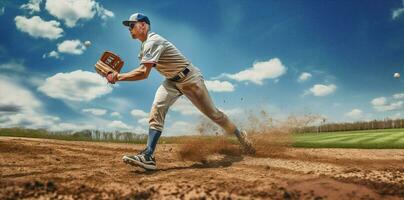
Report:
140,41,165,64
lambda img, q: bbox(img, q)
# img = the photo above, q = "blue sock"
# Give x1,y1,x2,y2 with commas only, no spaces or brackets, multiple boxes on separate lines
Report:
145,129,161,156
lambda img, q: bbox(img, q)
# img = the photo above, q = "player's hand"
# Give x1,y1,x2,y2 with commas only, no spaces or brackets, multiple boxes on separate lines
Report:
106,71,118,84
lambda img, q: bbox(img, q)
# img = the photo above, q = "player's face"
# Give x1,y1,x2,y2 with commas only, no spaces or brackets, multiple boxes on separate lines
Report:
129,22,140,39
129,22,147,40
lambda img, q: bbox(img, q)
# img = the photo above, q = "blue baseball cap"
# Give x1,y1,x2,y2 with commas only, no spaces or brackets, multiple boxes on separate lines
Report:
123,13,150,26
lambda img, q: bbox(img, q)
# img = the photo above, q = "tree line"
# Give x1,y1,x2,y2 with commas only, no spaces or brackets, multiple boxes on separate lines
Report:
295,118,404,133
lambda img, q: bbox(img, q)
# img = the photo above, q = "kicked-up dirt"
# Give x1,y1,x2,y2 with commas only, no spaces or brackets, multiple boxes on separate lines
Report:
0,136,403,199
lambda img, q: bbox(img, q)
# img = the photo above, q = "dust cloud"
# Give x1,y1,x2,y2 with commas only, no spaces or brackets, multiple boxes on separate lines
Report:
178,110,323,161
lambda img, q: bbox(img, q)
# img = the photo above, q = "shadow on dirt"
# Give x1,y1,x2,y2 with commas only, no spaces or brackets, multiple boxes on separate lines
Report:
132,155,243,175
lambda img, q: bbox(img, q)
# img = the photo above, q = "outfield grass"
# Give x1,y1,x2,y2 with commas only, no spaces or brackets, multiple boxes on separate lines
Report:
293,128,404,149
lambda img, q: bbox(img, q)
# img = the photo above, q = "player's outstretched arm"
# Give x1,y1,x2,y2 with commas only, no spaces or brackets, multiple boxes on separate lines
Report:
117,63,154,81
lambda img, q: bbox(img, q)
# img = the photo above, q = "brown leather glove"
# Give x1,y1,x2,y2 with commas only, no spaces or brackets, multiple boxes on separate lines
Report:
94,51,124,84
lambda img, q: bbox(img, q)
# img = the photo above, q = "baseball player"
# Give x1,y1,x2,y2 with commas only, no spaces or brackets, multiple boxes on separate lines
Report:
107,13,255,170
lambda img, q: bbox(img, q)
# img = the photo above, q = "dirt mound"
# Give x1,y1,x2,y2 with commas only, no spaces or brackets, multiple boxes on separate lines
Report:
1,180,155,200
1,137,403,199
250,129,293,158
178,137,241,162
180,109,297,161
177,128,294,162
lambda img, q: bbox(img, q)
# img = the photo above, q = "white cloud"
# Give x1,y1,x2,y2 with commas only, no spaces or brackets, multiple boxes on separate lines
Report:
222,58,287,85
14,16,63,40
0,76,118,132
44,40,87,59
38,70,112,101
0,60,25,72
0,7,4,16
110,112,121,118
205,80,235,92
371,97,386,106
0,77,41,111
105,97,134,113
171,97,200,116
130,109,149,118
108,120,132,131
94,2,114,20
389,113,401,120
374,101,403,112
0,76,62,129
137,117,149,125
345,109,363,119
298,72,312,82
50,122,96,131
45,0,114,27
371,96,403,112
393,8,404,20
4,113,60,129
133,126,147,134
130,109,149,125
393,93,404,99
57,40,86,55
42,50,60,59
20,0,42,14
392,0,404,20
308,84,337,96
49,50,60,58
82,108,107,116
45,0,94,27
166,121,195,136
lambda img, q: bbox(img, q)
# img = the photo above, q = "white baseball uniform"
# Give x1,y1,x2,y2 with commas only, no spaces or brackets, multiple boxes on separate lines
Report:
139,32,237,134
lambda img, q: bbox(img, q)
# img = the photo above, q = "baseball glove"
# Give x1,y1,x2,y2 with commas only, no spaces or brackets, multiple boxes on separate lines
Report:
94,51,124,83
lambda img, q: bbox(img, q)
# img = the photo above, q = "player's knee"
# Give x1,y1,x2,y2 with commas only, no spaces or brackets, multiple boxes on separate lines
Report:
149,122,163,132
148,103,169,131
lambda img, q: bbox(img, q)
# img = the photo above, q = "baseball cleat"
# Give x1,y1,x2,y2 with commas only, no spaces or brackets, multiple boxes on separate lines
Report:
237,131,256,155
122,154,157,170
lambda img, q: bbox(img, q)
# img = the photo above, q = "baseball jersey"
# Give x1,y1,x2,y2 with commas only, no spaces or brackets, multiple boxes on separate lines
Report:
139,32,190,78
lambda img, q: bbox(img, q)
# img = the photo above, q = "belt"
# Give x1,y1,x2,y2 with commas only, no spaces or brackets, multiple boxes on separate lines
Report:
169,67,190,81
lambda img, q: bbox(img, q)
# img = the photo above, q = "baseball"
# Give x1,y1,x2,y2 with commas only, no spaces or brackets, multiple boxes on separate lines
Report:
394,72,400,79
84,40,91,48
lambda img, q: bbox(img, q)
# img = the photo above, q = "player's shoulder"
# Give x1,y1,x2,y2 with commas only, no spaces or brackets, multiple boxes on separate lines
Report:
146,32,166,44
142,33,166,52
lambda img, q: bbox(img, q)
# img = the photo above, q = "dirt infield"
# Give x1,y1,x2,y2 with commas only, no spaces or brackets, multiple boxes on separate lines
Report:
0,137,403,199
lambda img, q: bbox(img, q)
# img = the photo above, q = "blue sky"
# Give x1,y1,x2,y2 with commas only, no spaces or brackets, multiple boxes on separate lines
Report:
0,0,403,135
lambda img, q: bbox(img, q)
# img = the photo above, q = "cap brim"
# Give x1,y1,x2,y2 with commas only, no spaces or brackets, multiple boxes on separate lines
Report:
122,20,136,26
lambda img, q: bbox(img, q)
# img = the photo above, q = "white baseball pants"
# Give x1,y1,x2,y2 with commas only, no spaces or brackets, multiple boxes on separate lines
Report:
148,65,237,134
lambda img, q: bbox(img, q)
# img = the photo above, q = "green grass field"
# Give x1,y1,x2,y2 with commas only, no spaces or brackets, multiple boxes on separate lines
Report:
293,128,404,149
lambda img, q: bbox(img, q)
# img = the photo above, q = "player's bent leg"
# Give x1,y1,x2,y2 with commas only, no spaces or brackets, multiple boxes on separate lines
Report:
178,76,256,154
177,77,236,134
123,81,181,170
149,81,182,131
208,111,255,154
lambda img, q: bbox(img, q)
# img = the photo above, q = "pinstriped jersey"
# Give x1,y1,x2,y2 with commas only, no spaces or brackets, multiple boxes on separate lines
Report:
139,32,190,78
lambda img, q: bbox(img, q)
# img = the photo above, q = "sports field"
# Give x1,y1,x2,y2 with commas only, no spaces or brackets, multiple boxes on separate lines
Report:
1,136,403,199
294,128,404,149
